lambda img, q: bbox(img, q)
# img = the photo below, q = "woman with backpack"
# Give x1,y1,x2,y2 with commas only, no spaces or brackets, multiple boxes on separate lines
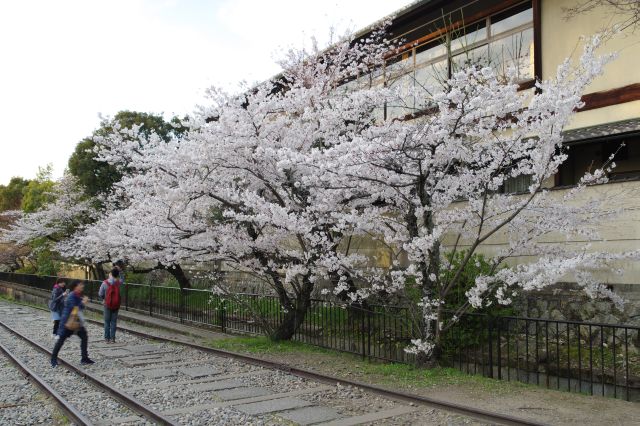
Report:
51,280,94,367
98,268,122,343
48,279,67,339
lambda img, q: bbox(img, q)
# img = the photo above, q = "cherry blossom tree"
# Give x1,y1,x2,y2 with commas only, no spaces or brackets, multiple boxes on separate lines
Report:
56,112,191,285
0,174,106,277
70,28,398,339
56,190,196,289
45,28,635,359
0,210,30,271
3,174,96,244
564,0,640,32
320,34,637,362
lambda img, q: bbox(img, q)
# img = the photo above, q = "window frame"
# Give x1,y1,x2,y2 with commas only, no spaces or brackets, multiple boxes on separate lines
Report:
382,0,538,120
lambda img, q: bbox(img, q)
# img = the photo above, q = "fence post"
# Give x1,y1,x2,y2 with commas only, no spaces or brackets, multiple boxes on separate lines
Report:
220,299,226,333
179,289,184,324
148,283,153,317
125,283,129,311
488,318,494,379
367,309,372,359
497,318,502,380
361,310,366,360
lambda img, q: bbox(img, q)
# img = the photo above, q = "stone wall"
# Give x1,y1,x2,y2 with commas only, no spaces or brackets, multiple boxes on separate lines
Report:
0,280,50,307
515,283,640,326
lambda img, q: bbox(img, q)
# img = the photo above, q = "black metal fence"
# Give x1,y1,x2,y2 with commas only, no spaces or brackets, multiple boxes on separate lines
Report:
440,312,640,402
0,272,637,401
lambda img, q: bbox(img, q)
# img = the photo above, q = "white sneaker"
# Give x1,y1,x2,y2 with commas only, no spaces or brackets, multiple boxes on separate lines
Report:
54,335,60,340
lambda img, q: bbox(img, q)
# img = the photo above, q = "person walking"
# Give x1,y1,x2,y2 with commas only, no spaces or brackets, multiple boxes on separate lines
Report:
48,279,67,339
99,268,122,343
51,280,94,367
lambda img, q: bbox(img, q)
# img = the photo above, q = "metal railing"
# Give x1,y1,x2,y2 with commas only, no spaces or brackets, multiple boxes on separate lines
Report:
440,312,640,401
0,271,637,401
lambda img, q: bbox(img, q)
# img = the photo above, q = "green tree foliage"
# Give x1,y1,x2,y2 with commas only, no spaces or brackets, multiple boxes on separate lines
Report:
403,250,514,318
33,243,60,276
68,111,185,197
68,137,119,197
15,239,59,276
440,250,514,316
439,251,515,352
21,165,55,213
0,177,30,211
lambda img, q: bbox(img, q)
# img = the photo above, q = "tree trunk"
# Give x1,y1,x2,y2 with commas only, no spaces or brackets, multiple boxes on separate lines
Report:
415,208,441,366
166,264,191,289
331,272,370,310
415,342,443,367
269,277,314,341
406,180,443,366
90,263,106,280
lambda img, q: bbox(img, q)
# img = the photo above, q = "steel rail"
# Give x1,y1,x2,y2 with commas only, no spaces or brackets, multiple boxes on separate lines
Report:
103,319,548,426
0,319,176,426
0,339,94,425
0,298,547,426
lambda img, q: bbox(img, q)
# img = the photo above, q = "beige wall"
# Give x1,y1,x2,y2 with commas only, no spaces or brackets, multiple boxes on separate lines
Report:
539,0,640,286
441,180,640,285
58,263,88,279
347,0,640,284
346,182,640,286
541,0,640,130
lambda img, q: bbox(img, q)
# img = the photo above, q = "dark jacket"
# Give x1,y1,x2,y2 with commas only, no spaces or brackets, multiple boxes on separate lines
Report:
57,290,85,335
49,284,65,314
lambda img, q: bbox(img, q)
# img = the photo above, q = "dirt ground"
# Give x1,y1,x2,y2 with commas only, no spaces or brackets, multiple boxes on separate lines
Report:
120,311,639,426
237,350,640,426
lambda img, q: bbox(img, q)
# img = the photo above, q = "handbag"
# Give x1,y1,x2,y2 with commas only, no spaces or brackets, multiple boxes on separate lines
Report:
65,306,81,331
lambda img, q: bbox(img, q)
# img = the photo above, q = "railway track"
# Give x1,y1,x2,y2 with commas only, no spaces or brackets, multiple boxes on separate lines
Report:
0,300,547,426
0,313,173,425
0,337,90,425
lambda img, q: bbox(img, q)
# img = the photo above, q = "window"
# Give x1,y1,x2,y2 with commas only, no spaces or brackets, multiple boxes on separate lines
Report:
415,41,447,65
491,6,533,36
450,21,487,52
503,174,532,194
414,58,448,108
488,3,534,82
387,72,416,119
557,136,640,186
451,44,490,73
335,1,536,120
382,1,535,119
414,41,448,107
385,52,416,120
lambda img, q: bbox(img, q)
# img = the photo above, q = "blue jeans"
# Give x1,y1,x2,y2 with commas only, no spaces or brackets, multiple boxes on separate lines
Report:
103,307,119,340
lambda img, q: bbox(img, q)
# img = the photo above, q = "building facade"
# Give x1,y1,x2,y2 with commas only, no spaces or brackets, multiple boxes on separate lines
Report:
349,0,640,320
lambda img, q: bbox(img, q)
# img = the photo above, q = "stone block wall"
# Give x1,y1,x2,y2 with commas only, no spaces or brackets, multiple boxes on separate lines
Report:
515,283,640,327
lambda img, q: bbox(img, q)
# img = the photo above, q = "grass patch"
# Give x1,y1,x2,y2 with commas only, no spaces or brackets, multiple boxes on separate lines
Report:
0,293,16,302
0,293,40,309
207,336,528,392
210,336,335,355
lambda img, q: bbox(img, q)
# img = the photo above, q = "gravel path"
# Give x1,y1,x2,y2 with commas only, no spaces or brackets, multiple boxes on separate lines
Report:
0,344,67,424
0,314,152,425
0,300,487,425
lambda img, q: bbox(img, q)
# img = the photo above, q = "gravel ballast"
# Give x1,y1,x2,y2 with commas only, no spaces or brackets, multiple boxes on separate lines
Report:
0,300,485,425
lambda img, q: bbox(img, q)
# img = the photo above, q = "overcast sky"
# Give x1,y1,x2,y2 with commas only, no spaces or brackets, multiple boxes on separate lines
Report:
0,0,413,185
